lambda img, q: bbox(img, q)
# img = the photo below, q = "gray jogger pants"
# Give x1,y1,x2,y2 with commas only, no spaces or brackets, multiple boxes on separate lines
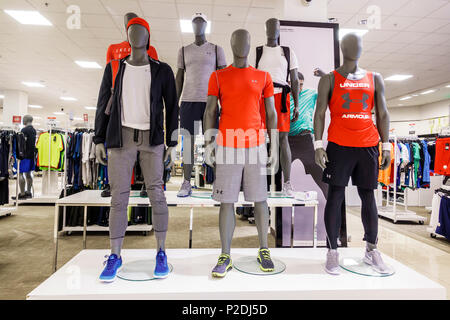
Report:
108,126,168,242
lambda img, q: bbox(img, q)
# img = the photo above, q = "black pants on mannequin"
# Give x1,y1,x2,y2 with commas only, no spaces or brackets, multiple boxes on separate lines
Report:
325,185,378,249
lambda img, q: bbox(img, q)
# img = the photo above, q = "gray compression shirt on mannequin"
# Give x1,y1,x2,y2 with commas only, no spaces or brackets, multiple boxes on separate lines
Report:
177,43,226,102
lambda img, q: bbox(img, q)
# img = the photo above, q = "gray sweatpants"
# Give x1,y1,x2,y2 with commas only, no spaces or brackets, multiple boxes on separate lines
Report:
108,126,168,248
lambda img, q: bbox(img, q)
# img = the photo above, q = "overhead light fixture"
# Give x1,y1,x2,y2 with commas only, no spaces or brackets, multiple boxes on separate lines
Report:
75,61,102,69
399,96,412,101
60,96,77,101
84,106,96,110
53,111,65,115
398,104,404,106
28,104,43,109
421,89,436,95
22,81,45,88
385,74,413,81
73,117,83,121
446,84,450,88
4,10,52,26
179,19,211,34
0,95,4,99
339,28,368,40
412,94,419,97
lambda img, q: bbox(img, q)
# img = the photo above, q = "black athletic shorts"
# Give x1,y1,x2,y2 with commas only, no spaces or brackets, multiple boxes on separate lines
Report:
322,141,379,190
179,101,207,136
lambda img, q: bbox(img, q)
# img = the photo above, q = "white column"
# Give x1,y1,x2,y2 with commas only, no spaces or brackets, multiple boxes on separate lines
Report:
3,90,28,126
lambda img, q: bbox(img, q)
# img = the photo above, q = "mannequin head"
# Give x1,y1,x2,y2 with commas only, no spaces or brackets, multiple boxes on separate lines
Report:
124,12,138,30
231,29,250,58
341,33,362,61
192,17,207,36
297,72,304,93
265,18,280,41
23,114,33,126
127,21,149,50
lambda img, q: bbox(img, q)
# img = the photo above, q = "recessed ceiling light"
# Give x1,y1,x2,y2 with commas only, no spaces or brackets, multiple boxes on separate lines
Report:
84,106,96,110
73,117,83,121
398,104,404,106
339,28,368,40
179,19,211,34
28,104,43,109
0,95,4,99
412,94,419,97
75,61,102,69
53,112,65,115
445,85,450,88
385,75,413,81
4,10,52,26
421,89,436,95
22,81,45,88
60,97,77,101
399,96,412,101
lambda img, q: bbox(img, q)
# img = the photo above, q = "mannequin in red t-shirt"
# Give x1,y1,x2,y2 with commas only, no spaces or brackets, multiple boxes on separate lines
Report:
106,12,158,63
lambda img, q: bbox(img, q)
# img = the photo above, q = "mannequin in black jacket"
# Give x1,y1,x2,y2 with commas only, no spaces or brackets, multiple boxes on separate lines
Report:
18,115,36,199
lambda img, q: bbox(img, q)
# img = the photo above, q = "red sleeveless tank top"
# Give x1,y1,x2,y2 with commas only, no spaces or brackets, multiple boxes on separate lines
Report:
327,70,379,147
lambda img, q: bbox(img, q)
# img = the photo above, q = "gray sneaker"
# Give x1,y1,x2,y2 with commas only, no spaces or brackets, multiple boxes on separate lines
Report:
363,250,391,274
325,249,340,275
177,180,192,197
282,181,294,197
212,254,232,278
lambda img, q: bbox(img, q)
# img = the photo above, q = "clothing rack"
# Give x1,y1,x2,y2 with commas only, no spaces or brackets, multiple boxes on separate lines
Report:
377,134,426,224
15,124,67,205
0,128,17,217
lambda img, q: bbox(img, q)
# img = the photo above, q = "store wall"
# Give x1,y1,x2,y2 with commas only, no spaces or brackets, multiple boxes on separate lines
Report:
389,99,450,136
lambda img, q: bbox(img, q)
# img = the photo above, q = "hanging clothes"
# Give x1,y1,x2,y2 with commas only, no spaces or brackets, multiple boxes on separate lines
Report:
35,132,64,170
436,195,450,241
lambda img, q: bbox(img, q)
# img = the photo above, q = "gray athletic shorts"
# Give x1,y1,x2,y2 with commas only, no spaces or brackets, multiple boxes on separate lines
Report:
213,144,268,203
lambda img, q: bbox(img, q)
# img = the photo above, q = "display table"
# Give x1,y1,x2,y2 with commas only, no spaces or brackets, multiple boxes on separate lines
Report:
53,190,318,271
29,248,446,300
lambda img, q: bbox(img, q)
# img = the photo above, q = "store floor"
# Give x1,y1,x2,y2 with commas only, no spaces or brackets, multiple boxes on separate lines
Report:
0,176,448,299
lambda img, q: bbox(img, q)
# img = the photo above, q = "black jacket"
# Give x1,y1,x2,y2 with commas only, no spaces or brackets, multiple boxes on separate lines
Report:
21,125,36,159
93,56,179,149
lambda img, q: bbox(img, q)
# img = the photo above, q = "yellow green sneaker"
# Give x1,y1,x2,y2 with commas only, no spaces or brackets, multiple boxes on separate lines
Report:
257,248,275,272
212,253,232,278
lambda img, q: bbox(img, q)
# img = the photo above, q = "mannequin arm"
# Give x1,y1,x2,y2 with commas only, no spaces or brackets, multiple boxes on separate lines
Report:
313,74,332,169
95,143,107,166
264,96,278,167
175,68,185,104
314,68,327,78
203,95,219,167
290,68,299,122
374,72,391,170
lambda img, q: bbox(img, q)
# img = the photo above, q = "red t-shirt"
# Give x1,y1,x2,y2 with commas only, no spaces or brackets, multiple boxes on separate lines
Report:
106,41,158,63
208,65,274,148
327,70,379,147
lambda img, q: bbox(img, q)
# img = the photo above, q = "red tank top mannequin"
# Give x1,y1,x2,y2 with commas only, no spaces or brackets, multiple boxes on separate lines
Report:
327,70,380,147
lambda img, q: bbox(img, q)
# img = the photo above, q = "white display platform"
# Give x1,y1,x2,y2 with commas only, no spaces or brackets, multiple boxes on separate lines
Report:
0,207,16,217
29,248,446,300
17,193,59,204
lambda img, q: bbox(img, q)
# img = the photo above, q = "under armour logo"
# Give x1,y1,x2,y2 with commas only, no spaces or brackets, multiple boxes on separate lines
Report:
326,174,331,179
342,93,369,110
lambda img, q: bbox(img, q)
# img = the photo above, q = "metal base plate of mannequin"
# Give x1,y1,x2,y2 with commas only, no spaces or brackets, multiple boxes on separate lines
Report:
233,256,286,276
117,260,174,281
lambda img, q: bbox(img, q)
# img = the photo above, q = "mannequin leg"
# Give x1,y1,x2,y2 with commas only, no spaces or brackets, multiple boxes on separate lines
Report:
139,143,168,251
19,173,25,195
25,172,33,194
254,201,269,249
182,136,195,182
357,187,378,249
108,130,137,257
279,132,291,183
324,185,346,249
219,203,236,254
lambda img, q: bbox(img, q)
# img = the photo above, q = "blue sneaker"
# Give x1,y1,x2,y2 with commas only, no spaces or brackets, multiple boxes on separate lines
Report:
154,249,170,279
99,254,122,282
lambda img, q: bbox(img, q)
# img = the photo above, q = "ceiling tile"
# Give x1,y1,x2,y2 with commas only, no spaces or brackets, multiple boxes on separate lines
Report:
326,12,354,25
362,30,398,42
82,14,116,28
250,0,276,8
379,16,419,31
176,3,213,20
393,0,448,17
211,21,244,35
360,0,410,16
405,18,450,33
28,0,68,13
140,1,177,18
420,33,450,45
427,2,450,19
212,5,249,22
328,0,369,14
89,27,122,40
63,0,108,15
386,31,427,43
0,0,34,10
143,17,180,32
246,7,275,23
100,0,143,16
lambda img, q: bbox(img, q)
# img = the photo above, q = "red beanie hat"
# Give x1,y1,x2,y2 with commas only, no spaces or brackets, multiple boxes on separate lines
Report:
127,17,150,50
